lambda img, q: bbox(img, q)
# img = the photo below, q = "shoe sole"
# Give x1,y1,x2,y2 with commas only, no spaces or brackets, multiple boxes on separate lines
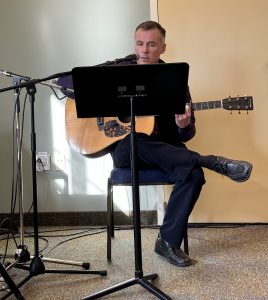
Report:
154,247,192,267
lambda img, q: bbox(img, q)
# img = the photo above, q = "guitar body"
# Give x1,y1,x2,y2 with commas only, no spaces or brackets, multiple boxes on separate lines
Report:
65,98,155,157
65,95,253,157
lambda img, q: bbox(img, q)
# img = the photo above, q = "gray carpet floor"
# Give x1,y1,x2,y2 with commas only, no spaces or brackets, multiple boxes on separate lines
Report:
1,225,268,299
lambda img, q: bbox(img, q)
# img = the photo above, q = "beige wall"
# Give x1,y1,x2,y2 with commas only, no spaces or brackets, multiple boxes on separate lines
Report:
155,0,268,222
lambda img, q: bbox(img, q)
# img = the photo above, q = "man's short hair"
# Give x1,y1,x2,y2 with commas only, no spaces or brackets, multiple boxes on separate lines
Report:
135,21,166,40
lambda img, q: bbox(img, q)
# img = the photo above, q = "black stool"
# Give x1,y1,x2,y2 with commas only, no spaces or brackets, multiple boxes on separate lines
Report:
106,167,189,261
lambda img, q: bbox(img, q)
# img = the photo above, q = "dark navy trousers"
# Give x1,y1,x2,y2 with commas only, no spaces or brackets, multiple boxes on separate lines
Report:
111,134,205,248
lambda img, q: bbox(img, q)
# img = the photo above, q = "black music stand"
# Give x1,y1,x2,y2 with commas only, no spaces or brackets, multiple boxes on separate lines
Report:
72,63,189,300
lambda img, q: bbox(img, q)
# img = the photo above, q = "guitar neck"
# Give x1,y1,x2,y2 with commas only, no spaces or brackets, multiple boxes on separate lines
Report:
191,100,222,111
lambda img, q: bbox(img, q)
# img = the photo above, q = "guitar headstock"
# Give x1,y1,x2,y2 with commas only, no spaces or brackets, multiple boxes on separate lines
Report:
222,96,254,112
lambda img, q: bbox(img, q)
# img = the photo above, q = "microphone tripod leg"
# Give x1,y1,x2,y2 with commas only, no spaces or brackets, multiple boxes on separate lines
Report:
0,262,25,300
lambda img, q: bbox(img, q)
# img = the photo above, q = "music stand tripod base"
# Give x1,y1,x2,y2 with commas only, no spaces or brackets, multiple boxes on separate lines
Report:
80,96,172,300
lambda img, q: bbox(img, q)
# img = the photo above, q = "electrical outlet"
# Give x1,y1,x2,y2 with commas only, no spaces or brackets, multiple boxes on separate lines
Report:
55,153,65,171
36,152,51,171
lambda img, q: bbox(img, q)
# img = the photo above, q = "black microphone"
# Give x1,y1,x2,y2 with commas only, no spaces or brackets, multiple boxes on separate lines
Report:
0,69,31,81
101,54,138,65
115,53,138,63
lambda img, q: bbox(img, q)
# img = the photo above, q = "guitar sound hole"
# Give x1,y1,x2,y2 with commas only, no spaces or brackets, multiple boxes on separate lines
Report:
118,116,131,123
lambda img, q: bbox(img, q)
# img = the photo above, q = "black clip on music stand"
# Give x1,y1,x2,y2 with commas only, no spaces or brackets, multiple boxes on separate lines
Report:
72,62,189,300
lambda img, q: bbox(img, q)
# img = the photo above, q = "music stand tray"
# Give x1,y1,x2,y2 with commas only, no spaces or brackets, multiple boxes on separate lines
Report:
72,62,189,300
72,62,188,117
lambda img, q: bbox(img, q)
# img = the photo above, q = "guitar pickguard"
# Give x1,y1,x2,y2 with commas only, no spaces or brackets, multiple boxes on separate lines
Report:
104,120,131,137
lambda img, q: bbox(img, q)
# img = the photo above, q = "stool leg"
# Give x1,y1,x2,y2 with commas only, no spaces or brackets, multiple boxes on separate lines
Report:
111,185,114,238
107,178,112,261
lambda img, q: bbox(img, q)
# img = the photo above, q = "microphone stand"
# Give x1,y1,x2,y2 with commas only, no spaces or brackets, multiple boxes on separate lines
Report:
12,76,32,263
0,72,30,259
0,71,107,300
13,77,25,253
0,262,24,300
0,73,30,300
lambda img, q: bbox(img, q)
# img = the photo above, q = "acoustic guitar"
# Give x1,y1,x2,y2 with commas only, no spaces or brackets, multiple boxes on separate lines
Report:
65,96,253,157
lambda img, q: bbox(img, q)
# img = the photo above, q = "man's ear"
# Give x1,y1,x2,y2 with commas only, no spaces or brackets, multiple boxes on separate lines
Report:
161,43,167,54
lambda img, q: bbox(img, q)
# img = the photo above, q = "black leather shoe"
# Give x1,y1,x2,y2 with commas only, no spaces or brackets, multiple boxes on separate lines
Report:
154,234,194,267
213,156,252,182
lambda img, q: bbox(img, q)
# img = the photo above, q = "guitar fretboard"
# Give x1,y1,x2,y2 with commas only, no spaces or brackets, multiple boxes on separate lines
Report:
191,101,222,111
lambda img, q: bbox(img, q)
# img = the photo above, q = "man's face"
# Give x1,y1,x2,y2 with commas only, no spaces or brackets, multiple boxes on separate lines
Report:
135,28,166,64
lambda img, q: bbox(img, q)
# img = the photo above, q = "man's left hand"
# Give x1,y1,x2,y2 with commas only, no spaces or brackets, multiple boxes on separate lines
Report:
175,104,191,128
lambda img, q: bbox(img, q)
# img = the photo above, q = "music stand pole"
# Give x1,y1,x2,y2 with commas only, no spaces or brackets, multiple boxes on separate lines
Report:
81,95,172,300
